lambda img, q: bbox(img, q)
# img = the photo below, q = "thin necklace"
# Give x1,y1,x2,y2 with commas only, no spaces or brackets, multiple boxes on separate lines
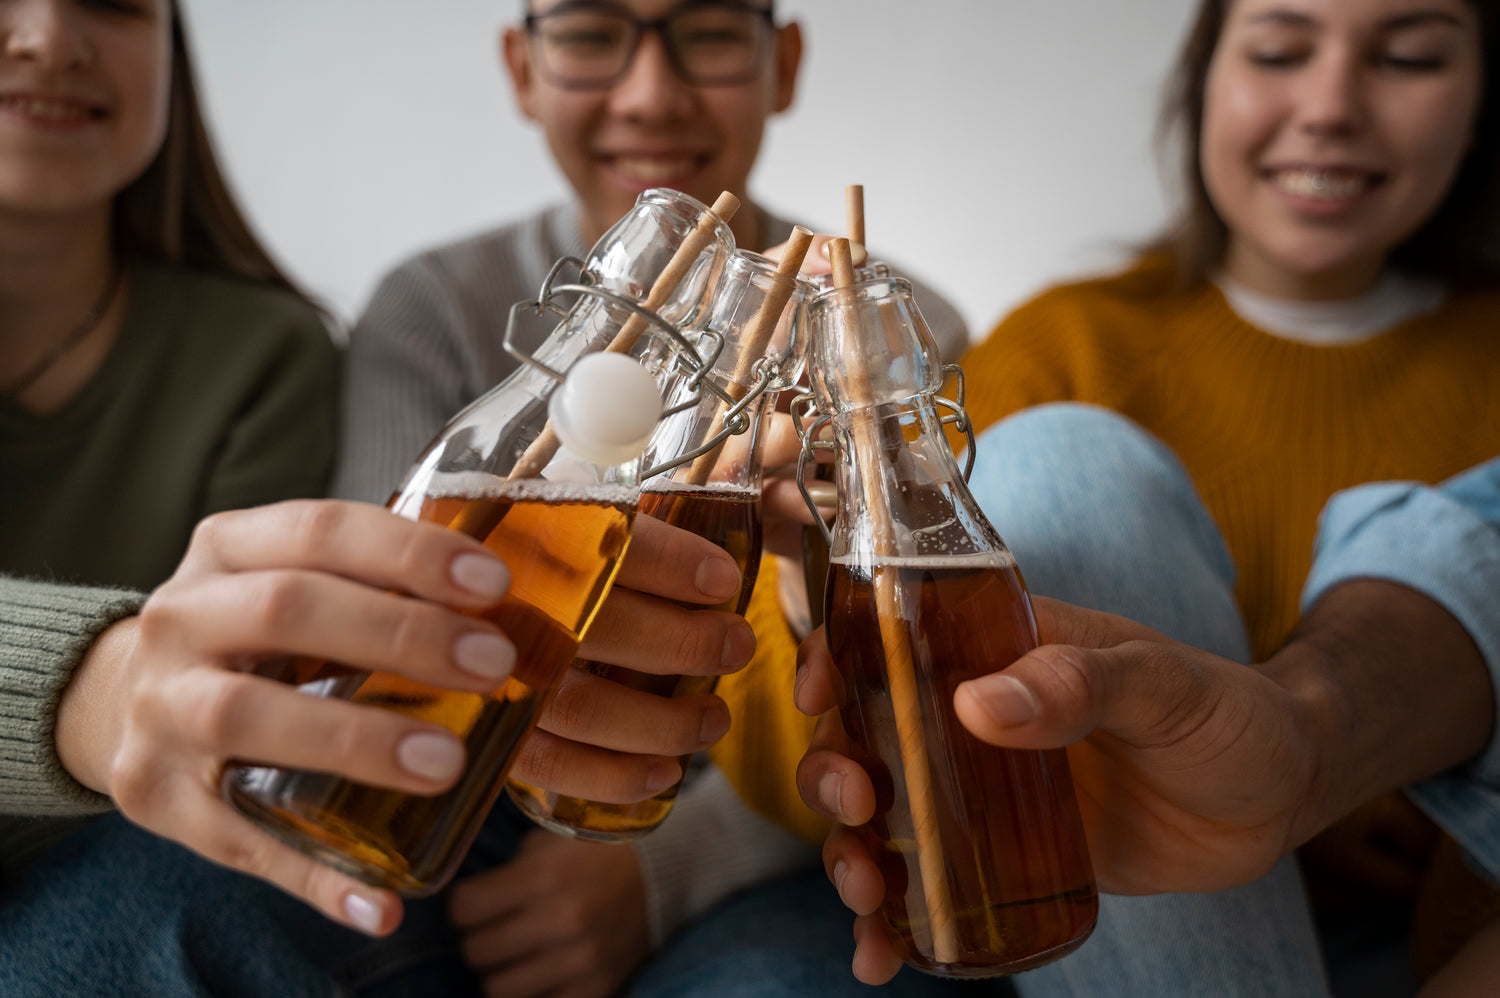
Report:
3,261,126,402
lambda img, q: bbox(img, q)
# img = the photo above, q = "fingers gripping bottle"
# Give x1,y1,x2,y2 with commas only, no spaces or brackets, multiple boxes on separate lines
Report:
224,189,737,896
508,239,817,840
796,273,1098,977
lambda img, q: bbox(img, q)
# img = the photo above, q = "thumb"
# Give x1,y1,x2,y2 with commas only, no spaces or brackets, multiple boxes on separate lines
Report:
954,598,1217,751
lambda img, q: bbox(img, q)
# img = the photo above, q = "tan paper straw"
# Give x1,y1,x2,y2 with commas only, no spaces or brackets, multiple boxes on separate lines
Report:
507,191,742,481
845,185,869,267
683,225,814,485
830,237,959,963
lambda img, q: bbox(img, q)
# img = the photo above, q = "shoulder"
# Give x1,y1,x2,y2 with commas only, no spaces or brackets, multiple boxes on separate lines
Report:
370,204,576,306
1008,253,1180,326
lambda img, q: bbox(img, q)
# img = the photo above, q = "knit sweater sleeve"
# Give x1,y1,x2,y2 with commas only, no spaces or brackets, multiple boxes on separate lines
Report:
630,765,818,946
0,577,142,814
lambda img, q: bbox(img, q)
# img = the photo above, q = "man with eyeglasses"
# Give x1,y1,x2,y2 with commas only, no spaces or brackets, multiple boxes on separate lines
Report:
330,2,969,997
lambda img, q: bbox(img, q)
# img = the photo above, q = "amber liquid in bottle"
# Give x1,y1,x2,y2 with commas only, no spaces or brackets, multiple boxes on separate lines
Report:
227,477,635,895
507,480,762,840
827,554,1098,977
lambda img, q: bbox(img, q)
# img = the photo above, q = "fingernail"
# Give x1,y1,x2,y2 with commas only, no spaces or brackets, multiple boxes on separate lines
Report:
450,553,509,599
343,892,384,934
397,731,465,782
696,556,741,601
699,703,731,745
453,631,515,682
833,860,849,899
793,663,808,708
819,771,844,818
721,620,755,670
647,759,682,793
967,674,1039,727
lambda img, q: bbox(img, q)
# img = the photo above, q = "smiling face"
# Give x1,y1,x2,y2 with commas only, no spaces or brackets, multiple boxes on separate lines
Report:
1201,0,1482,298
503,0,801,247
0,0,172,222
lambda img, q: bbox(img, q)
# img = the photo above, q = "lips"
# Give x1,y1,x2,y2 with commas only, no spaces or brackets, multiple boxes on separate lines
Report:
0,93,105,126
1266,166,1383,200
601,154,708,184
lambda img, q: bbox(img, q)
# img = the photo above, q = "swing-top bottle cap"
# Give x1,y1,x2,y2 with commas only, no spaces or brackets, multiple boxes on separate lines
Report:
548,352,663,468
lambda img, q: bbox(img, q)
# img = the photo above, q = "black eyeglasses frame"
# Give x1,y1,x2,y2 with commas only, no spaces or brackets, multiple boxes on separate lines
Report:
523,0,778,91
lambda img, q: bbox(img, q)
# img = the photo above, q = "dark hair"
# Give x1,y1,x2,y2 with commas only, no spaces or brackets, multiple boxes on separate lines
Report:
1152,0,1500,289
112,3,311,302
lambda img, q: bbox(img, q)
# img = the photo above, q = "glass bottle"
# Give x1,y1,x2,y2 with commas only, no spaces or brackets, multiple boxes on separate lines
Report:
223,190,736,896
797,276,1098,977
508,247,815,840
800,261,892,630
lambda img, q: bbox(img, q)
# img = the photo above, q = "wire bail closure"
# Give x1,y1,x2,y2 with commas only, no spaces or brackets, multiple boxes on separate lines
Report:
504,256,787,480
791,364,978,549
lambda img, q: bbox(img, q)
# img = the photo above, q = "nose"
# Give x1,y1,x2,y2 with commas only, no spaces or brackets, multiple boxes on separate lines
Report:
607,28,695,122
1295,45,1366,138
2,0,92,70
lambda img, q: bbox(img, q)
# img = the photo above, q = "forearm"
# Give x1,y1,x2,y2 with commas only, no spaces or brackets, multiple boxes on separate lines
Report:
1268,578,1493,850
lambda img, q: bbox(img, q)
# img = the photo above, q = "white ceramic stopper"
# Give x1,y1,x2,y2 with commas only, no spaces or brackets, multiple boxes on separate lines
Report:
547,352,662,468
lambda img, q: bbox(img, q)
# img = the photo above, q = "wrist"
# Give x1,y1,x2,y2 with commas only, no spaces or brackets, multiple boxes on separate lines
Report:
56,615,139,796
1257,636,1351,851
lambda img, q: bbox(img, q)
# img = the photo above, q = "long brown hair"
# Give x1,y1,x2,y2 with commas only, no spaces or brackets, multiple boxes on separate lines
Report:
1153,0,1500,290
112,2,311,303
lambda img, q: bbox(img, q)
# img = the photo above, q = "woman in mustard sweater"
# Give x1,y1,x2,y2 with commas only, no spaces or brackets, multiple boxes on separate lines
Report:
710,0,1500,994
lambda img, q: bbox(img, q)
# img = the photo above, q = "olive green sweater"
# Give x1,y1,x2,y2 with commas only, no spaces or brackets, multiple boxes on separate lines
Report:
0,260,337,881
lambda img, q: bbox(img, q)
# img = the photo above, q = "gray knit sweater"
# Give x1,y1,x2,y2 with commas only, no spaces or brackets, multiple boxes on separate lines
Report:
334,202,970,946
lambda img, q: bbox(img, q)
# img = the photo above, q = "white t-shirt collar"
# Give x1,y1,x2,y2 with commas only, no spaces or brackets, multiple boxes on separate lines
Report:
1214,271,1446,345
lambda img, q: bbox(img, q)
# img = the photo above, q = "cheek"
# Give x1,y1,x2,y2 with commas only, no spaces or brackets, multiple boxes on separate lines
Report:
116,39,173,176
1200,74,1280,205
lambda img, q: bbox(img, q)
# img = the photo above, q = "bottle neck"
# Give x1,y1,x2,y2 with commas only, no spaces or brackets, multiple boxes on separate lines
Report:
829,398,995,564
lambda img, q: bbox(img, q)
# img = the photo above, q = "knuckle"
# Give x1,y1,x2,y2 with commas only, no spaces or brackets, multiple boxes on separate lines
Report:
555,898,591,937
513,733,564,792
178,672,252,747
106,746,157,815
385,599,443,669
215,831,278,885
187,509,233,555
542,671,603,739
285,500,346,555
242,573,313,634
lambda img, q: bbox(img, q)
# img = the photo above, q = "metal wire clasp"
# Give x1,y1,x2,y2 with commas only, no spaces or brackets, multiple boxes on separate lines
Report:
790,364,978,549
503,257,787,479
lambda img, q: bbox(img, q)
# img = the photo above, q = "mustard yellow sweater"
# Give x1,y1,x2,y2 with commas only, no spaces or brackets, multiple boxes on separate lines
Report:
715,255,1500,843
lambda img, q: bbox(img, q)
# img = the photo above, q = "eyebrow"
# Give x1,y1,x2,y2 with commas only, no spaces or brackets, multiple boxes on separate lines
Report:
1243,8,1468,31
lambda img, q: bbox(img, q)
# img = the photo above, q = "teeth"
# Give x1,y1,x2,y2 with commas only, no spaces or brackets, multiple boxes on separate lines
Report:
1274,169,1369,199
612,157,697,182
1,97,92,122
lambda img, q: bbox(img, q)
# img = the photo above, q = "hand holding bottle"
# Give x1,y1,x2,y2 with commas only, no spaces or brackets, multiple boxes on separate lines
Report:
52,498,744,936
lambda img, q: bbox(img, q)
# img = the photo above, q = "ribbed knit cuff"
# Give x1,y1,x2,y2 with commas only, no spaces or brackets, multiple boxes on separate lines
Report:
0,576,144,814
631,765,820,947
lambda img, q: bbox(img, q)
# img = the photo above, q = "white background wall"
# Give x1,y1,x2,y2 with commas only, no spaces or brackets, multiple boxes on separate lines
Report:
179,0,1198,340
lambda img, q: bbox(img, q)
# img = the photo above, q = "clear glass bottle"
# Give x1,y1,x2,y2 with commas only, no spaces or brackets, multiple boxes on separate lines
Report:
508,248,815,840
223,190,736,896
800,261,892,630
798,276,1098,977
